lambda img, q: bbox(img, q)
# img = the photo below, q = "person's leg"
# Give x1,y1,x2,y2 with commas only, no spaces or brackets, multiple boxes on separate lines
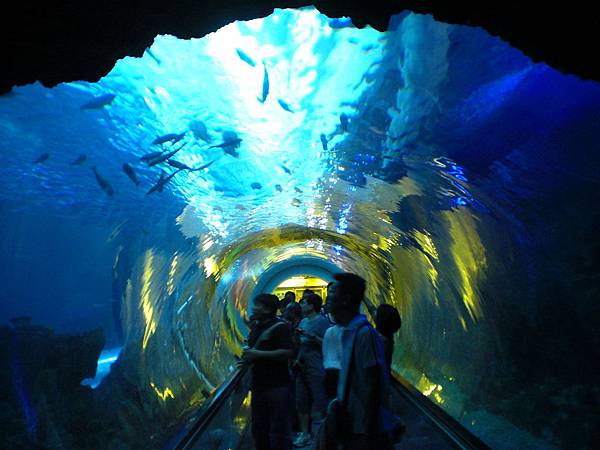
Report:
295,372,311,441
268,384,293,450
251,389,271,450
307,372,327,420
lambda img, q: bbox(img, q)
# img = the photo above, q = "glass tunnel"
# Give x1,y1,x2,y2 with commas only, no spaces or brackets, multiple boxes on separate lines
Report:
1,7,599,450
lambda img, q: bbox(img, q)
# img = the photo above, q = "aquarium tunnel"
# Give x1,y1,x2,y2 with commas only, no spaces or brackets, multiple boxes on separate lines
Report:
1,6,599,450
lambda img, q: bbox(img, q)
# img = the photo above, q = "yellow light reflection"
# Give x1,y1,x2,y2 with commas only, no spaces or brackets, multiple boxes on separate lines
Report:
150,382,175,401
416,373,445,405
167,253,179,295
140,250,157,350
203,256,219,278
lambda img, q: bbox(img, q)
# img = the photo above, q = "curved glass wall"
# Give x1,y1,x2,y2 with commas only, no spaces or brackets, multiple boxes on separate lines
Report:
1,7,598,450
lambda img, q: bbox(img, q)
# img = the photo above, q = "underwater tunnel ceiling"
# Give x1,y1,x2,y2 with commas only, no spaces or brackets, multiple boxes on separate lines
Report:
2,0,600,93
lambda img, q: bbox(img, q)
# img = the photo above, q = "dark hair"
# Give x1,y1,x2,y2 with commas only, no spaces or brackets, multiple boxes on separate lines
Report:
284,291,296,299
302,289,314,297
254,293,279,313
283,301,302,322
375,304,401,336
332,272,366,309
303,292,323,313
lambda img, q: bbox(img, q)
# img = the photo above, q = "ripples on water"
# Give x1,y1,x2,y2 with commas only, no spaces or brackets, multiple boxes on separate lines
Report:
1,7,599,450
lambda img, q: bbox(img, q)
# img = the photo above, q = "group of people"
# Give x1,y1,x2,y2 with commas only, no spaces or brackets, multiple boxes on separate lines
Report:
238,272,403,450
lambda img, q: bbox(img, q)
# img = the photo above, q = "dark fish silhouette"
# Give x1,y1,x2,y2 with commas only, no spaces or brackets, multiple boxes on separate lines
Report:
70,153,87,165
340,113,349,132
320,133,328,151
251,182,262,190
257,63,269,103
81,94,116,110
145,144,185,167
190,160,216,171
140,151,164,162
146,169,182,195
34,153,50,163
167,159,192,171
275,184,283,192
278,99,294,112
294,187,303,194
189,120,211,143
122,163,140,185
280,165,292,175
235,48,256,67
91,166,114,196
152,132,186,146
208,138,242,150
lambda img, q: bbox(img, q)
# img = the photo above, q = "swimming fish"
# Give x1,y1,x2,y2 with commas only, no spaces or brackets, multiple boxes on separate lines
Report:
34,153,50,163
280,165,292,175
70,153,87,165
235,48,257,67
145,144,185,167
146,48,161,65
291,198,302,207
294,187,303,194
189,119,211,143
167,159,192,171
278,99,294,112
208,138,242,150
152,132,186,146
320,134,328,151
81,93,116,110
340,113,349,132
190,160,217,171
257,63,269,103
251,182,262,190
275,184,283,192
91,166,114,196
146,169,182,195
140,151,164,162
122,163,140,185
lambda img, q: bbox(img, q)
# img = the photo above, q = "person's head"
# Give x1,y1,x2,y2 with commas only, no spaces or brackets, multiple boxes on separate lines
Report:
278,290,296,313
300,292,323,316
282,301,302,324
375,304,401,336
328,273,366,325
250,293,279,322
301,289,314,301
324,281,335,313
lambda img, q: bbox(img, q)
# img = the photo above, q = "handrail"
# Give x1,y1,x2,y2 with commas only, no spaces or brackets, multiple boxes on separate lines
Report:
391,374,491,450
165,366,249,450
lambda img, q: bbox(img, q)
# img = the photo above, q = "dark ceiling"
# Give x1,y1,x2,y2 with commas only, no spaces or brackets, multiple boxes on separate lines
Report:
2,1,599,94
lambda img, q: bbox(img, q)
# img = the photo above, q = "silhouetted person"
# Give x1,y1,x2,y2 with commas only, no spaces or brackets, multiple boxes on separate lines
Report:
374,304,401,375
280,291,296,314
240,294,295,450
327,273,392,450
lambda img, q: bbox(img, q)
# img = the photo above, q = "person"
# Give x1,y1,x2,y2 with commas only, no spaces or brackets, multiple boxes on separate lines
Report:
280,291,296,314
239,293,295,450
327,273,393,450
374,304,402,375
292,292,331,448
321,281,343,401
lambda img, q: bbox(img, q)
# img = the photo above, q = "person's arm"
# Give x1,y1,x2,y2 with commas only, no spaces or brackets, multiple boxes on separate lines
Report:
363,365,382,435
242,348,294,362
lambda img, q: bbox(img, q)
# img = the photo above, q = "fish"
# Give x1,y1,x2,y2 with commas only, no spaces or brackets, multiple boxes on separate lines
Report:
122,163,140,185
320,133,328,151
294,187,303,194
151,131,186,146
251,182,262,190
291,198,302,207
81,93,116,110
235,48,257,67
146,169,182,195
69,153,87,165
145,48,161,65
34,153,50,163
280,165,292,175
277,99,294,112
145,143,185,166
275,184,283,192
167,159,192,171
140,151,164,162
257,63,269,103
189,119,211,143
190,160,216,171
340,113,349,132
91,166,114,196
208,138,242,150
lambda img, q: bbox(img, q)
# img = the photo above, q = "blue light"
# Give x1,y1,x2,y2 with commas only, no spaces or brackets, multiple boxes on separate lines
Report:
81,347,123,389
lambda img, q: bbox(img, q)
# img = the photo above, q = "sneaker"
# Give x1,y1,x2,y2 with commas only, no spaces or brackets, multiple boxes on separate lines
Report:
292,432,312,448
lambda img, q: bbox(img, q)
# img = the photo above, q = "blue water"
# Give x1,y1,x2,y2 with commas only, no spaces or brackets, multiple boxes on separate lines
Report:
1,7,599,450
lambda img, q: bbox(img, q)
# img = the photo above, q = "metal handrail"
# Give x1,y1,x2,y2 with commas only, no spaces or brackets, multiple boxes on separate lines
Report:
391,374,491,450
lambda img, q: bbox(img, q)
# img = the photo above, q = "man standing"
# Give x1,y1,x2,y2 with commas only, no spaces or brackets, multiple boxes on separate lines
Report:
327,273,392,450
240,293,295,450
